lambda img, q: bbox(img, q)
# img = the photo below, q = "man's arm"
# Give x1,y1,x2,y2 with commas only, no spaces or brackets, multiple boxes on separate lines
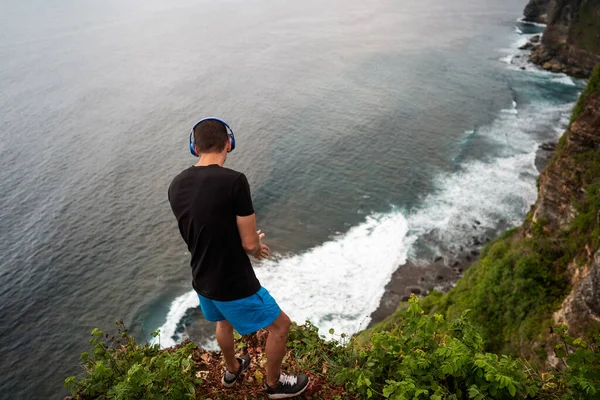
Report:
237,214,270,259
233,173,269,259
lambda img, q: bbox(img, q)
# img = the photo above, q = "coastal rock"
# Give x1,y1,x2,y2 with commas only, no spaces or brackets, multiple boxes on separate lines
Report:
529,65,600,339
367,261,456,326
539,141,557,151
523,0,552,24
368,243,484,326
528,0,600,78
542,60,563,72
530,34,541,43
554,251,600,337
536,141,558,171
531,75,600,232
410,287,422,295
519,42,537,50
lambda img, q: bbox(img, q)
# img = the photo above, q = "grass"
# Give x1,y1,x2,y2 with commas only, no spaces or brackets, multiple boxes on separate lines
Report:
366,64,600,363
569,1,600,55
571,63,600,122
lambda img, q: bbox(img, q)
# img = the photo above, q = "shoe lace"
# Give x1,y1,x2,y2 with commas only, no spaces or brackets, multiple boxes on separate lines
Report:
279,374,298,386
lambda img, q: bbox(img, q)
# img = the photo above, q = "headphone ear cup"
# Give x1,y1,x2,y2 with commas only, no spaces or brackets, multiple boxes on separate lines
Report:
189,131,198,156
229,133,235,152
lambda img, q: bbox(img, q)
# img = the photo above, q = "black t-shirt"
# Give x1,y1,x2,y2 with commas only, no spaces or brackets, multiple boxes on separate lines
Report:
168,165,261,301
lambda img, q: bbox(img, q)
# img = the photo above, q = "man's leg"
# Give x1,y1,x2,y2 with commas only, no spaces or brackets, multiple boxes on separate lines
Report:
265,311,292,387
216,320,240,373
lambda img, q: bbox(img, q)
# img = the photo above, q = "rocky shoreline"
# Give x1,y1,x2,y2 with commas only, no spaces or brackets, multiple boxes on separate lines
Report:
368,99,560,328
368,224,500,326
530,45,599,79
368,254,477,326
522,0,600,78
371,0,600,326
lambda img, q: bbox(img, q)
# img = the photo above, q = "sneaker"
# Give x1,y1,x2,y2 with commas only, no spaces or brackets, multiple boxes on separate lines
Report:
222,354,251,387
264,373,310,399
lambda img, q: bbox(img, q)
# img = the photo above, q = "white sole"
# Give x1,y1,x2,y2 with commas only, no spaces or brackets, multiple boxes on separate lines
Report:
221,358,250,388
266,379,310,399
221,376,236,388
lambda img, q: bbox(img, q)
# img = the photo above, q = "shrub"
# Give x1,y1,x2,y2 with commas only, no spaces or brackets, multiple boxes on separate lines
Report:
65,322,199,400
339,296,541,399
66,304,600,399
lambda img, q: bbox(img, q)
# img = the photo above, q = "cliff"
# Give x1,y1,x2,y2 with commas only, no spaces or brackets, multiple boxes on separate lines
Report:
524,0,553,23
539,65,600,338
527,0,600,77
371,65,600,362
65,69,600,400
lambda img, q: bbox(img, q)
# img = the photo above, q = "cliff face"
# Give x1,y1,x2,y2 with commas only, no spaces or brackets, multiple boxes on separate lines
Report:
531,65,600,337
525,65,600,341
555,252,600,337
531,68,600,233
387,67,600,359
524,0,553,23
527,0,600,77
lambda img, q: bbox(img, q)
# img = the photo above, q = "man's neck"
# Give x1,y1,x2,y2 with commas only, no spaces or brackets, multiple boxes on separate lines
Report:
195,152,227,167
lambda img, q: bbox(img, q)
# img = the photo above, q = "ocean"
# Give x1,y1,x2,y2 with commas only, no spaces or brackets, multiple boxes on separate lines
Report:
0,0,584,398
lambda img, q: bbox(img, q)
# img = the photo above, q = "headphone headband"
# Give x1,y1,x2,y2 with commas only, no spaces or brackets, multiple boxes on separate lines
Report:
189,117,236,156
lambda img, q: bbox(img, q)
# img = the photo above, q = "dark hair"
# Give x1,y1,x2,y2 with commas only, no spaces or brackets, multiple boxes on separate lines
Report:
193,120,228,153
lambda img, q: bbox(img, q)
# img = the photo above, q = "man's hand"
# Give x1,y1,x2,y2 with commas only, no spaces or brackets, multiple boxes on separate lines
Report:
236,214,270,259
253,230,270,260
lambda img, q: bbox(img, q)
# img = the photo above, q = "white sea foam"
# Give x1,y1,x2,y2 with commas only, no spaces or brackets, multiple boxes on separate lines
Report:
499,34,531,65
500,55,514,65
551,75,576,86
255,212,410,336
154,290,200,348
517,17,547,27
155,98,574,344
156,152,539,343
154,25,577,345
406,152,538,250
155,212,410,344
501,100,519,115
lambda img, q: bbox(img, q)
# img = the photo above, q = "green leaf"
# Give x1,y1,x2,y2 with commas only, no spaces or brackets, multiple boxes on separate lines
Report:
555,344,568,358
187,383,195,394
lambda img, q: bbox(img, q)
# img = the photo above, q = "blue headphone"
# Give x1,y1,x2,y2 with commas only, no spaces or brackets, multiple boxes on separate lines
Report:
189,117,236,156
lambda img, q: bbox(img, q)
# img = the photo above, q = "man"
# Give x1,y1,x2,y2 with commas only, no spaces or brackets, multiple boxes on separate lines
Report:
168,118,309,398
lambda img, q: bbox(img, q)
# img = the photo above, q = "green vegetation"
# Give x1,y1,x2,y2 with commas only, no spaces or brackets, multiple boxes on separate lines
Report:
366,179,598,360
571,64,600,122
378,65,600,358
569,1,600,55
66,298,600,399
367,226,569,355
66,67,600,400
342,297,600,399
65,322,200,399
349,63,600,395
418,219,572,356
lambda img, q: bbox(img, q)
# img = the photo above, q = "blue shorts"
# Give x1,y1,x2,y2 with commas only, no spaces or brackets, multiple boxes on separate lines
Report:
198,287,281,335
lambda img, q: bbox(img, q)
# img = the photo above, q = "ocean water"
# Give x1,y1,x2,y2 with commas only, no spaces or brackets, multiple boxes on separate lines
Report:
0,0,584,398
